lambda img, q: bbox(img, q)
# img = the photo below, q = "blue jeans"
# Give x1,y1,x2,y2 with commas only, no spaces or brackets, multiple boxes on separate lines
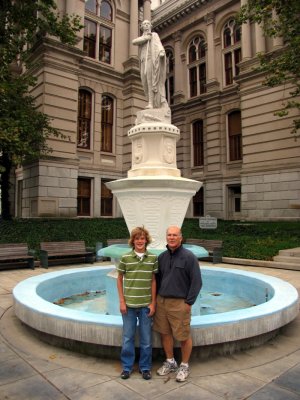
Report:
121,307,152,372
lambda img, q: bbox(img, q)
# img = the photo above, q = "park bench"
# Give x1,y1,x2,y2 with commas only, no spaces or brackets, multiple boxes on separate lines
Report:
40,241,95,268
0,243,35,270
185,238,223,264
107,239,129,246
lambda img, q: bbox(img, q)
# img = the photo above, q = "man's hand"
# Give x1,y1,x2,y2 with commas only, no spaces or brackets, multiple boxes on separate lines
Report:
184,303,191,313
148,302,156,317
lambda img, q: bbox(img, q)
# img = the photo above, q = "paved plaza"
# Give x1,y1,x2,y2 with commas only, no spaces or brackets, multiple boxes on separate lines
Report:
0,261,300,399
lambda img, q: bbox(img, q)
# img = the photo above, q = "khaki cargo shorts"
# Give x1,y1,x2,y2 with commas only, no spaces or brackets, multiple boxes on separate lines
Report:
153,295,191,341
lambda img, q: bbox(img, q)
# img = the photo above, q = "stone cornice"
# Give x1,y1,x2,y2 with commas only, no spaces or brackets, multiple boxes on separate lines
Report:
152,0,211,32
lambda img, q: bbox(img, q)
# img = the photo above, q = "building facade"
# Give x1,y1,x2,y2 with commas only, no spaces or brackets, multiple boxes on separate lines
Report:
12,0,300,220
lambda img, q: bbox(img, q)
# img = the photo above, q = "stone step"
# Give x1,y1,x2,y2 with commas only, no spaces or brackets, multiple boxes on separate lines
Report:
222,257,300,271
278,248,300,257
273,255,300,265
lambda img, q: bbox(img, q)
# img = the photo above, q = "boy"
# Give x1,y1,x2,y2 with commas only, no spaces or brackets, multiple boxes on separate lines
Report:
117,226,158,380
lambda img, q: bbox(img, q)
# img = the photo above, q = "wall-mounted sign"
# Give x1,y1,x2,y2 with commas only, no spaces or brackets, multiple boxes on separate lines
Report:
199,215,217,229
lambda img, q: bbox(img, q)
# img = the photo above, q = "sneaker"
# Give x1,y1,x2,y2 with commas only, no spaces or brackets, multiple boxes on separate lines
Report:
120,370,131,379
176,364,190,382
157,360,178,376
140,370,152,380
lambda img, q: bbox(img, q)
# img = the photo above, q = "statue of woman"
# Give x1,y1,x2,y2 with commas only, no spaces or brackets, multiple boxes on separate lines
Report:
133,20,168,110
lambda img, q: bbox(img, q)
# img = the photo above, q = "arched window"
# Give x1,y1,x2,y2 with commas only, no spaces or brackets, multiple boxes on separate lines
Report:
222,19,241,86
84,0,113,64
192,120,204,167
188,36,207,97
101,95,114,153
100,0,112,21
165,49,174,105
228,110,242,161
77,89,92,149
85,0,96,13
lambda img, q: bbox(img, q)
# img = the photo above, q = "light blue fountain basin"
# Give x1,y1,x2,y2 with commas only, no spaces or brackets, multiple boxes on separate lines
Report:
13,266,299,352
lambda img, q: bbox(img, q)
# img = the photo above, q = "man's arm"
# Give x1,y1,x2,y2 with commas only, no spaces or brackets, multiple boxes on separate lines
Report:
186,256,202,305
132,33,151,46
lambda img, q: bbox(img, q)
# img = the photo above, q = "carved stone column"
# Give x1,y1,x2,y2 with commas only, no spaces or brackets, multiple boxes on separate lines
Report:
255,23,266,54
205,12,219,92
205,13,216,81
173,31,185,104
129,0,139,58
143,0,151,21
272,11,283,48
241,0,252,59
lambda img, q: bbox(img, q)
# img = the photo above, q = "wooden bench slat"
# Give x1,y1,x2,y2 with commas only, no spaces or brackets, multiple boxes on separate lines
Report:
0,243,34,270
40,241,94,268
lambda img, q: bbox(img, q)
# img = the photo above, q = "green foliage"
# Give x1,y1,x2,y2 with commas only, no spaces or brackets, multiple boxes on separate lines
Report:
0,218,299,261
0,0,82,217
0,1,82,170
237,0,300,137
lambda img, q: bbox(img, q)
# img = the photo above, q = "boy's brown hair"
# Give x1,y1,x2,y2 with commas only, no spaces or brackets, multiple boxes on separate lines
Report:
129,226,152,248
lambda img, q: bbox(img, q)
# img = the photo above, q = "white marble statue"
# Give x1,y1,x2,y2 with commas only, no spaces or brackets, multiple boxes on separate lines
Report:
133,20,168,110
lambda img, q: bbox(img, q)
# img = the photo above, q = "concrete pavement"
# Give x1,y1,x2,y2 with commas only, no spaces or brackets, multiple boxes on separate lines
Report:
1,262,300,399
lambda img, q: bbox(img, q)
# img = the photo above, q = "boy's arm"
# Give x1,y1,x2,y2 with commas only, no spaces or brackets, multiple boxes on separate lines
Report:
148,274,157,317
117,273,127,314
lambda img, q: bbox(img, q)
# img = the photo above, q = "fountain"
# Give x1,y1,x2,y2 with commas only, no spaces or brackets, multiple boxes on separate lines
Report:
12,24,299,360
13,265,299,359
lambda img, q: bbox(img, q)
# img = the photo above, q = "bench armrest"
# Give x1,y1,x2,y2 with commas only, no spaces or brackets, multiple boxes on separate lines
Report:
28,249,36,257
40,249,49,269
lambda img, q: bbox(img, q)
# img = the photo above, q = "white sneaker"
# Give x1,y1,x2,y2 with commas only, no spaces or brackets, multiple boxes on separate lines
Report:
157,360,178,376
176,364,190,382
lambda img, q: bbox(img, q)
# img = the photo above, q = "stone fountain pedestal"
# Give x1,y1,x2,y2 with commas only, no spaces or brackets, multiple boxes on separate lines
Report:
106,109,202,249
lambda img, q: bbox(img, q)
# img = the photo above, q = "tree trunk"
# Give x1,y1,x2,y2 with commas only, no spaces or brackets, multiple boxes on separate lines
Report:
0,153,12,220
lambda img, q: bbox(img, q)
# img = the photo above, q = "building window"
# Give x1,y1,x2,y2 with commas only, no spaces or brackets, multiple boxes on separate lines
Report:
84,19,96,58
188,35,207,97
84,1,113,64
222,19,241,86
99,26,112,63
100,0,113,20
228,185,241,216
101,180,113,216
77,89,92,149
78,178,91,216
228,110,242,161
193,187,204,217
192,120,204,167
165,49,174,105
101,95,114,153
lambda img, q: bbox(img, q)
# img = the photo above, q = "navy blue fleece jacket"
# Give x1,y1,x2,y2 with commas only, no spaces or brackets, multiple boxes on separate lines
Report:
156,245,202,305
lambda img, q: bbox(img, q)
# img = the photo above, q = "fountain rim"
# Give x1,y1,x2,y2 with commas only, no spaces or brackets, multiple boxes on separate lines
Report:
13,265,299,329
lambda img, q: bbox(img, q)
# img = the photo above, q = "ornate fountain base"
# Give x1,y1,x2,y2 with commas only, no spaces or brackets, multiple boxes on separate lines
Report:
106,175,201,249
107,117,202,248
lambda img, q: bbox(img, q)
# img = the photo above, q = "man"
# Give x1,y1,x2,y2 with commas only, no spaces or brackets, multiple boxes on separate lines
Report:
132,20,167,109
153,226,202,382
117,226,158,380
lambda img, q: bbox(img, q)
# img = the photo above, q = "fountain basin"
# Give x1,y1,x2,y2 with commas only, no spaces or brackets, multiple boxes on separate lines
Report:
98,243,209,259
13,266,299,359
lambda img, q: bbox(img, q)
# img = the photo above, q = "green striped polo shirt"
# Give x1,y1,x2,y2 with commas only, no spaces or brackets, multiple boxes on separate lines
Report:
117,249,158,308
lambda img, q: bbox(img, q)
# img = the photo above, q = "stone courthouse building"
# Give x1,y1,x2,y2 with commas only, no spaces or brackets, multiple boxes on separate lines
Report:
13,0,300,220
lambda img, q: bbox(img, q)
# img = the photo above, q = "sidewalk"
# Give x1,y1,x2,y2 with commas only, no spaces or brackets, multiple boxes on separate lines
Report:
0,262,300,399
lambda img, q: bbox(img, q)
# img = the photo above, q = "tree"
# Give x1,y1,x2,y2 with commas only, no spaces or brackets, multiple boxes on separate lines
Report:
237,0,300,138
0,0,82,219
